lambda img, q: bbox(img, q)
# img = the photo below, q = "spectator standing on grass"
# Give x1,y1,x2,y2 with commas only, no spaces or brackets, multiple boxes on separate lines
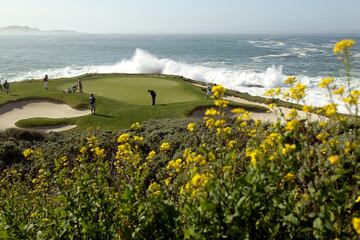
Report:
148,90,157,106
43,74,49,90
3,81,10,94
89,93,96,115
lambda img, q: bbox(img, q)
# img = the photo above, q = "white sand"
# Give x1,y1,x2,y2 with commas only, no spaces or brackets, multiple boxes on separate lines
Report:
0,100,89,132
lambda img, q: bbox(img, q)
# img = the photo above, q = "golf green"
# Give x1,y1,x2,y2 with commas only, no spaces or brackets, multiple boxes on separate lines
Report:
0,74,267,132
65,75,201,105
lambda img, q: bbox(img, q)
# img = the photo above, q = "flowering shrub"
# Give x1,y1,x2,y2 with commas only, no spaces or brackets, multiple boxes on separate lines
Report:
0,40,359,239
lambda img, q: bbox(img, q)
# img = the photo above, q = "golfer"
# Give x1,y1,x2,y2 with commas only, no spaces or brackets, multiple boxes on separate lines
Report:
89,93,96,115
148,90,156,106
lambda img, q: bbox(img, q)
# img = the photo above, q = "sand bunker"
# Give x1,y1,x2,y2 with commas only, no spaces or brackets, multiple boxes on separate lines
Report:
0,100,89,132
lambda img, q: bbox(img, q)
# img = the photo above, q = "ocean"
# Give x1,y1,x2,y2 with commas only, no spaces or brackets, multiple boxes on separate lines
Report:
0,34,359,112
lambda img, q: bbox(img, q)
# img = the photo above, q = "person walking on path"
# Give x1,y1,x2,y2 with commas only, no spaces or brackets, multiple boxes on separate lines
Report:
3,81,10,94
89,93,96,115
148,90,157,106
43,74,49,90
206,83,212,98
78,78,83,93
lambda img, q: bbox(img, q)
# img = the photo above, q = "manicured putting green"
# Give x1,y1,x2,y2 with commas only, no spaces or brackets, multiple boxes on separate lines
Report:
64,75,201,105
1,74,267,132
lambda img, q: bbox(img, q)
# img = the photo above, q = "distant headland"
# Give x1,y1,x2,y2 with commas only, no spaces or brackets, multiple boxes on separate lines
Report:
0,25,85,35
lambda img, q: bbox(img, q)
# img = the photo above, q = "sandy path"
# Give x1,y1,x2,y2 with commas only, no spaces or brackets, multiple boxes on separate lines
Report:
0,100,89,132
192,83,322,122
224,96,322,123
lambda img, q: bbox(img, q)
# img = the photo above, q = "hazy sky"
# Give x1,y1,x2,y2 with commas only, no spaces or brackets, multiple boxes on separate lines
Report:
1,0,360,34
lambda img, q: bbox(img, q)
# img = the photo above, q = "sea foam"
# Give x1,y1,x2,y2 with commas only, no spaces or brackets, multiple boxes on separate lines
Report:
9,48,288,88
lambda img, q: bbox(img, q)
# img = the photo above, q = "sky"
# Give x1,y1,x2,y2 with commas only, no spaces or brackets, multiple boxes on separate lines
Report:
1,0,360,34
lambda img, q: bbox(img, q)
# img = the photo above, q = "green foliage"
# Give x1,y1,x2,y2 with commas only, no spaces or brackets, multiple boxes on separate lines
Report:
0,116,358,239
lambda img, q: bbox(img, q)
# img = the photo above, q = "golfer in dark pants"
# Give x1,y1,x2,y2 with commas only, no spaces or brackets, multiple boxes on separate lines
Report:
148,90,156,106
89,93,96,115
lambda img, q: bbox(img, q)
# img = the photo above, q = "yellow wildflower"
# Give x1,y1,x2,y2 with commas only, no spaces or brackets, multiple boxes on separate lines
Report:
242,112,250,120
148,182,161,196
302,105,313,113
214,119,225,127
284,172,296,182
265,88,281,97
246,148,259,166
167,158,182,172
183,148,191,159
318,77,334,88
316,132,329,142
223,127,232,135
264,89,275,97
333,39,356,54
191,173,209,189
248,129,257,137
355,196,360,203
206,119,215,128
214,99,229,107
211,85,225,98
164,177,172,186
328,155,340,165
231,108,246,114
80,146,87,154
30,212,39,219
146,150,156,160
227,140,237,149
352,217,360,235
333,86,345,95
23,149,34,158
205,108,219,116
264,133,281,147
287,109,298,119
328,139,338,147
285,119,300,132
187,122,196,132
319,121,328,128
343,96,358,105
133,136,144,144
208,151,216,161
194,154,206,165
94,147,106,158
130,122,141,130
352,90,360,98
236,111,250,121
289,83,306,101
239,121,247,128
117,133,130,143
274,87,281,96
86,135,96,143
282,144,296,156
345,141,355,154
160,142,171,152
284,76,297,85
223,165,232,173
322,104,337,116
268,103,275,109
